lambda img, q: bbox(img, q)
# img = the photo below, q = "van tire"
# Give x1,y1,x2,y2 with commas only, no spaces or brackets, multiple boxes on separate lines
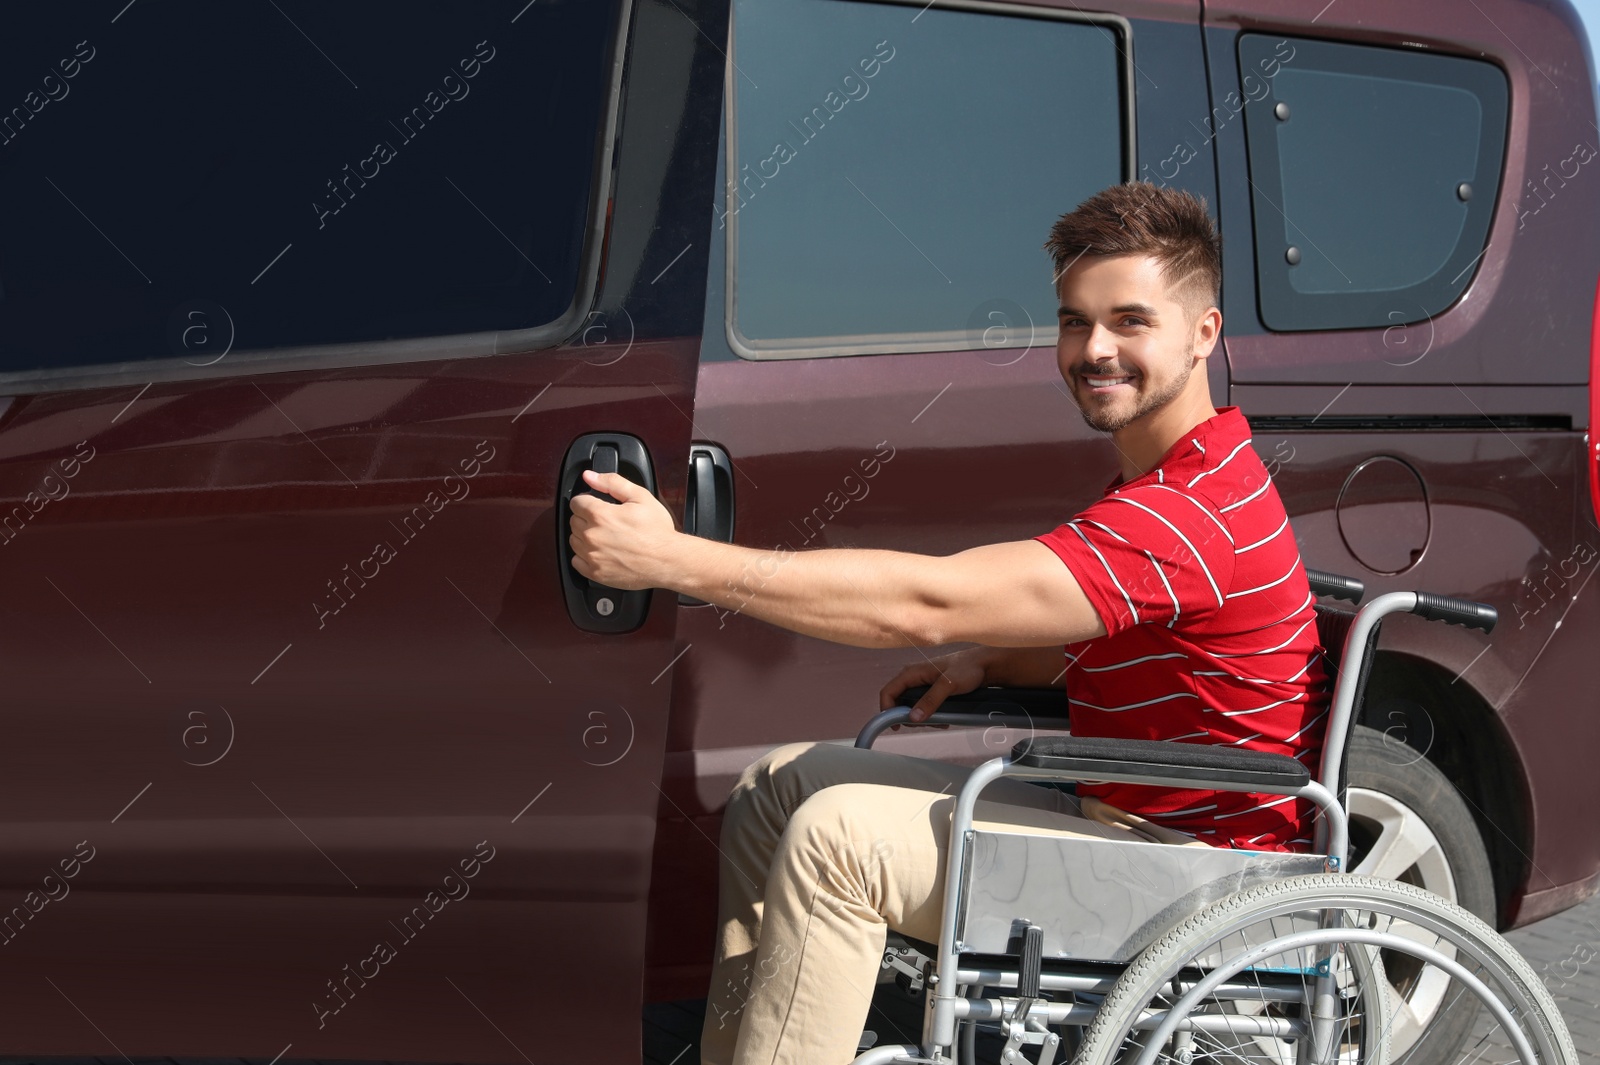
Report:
1347,723,1497,1065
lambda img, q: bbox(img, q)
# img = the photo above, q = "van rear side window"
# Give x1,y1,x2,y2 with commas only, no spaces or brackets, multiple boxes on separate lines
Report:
0,1,619,376
1238,33,1507,332
724,0,1130,359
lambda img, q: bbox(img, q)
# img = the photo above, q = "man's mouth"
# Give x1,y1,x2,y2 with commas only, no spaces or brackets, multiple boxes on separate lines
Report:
1082,373,1135,393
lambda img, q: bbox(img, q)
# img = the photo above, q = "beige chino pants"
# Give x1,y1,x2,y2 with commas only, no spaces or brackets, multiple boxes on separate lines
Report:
699,740,1210,1065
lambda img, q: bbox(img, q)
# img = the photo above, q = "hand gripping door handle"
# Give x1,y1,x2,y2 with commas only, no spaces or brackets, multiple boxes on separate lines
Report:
558,433,658,634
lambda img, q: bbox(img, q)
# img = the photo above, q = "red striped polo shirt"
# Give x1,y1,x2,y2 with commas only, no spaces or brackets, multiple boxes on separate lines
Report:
1032,405,1331,852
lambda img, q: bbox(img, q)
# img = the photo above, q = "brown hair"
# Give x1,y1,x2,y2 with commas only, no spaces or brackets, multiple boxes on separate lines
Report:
1044,181,1222,328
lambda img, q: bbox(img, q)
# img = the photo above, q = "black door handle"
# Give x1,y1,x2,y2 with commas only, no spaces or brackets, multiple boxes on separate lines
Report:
680,444,734,606
558,433,657,633
690,450,714,539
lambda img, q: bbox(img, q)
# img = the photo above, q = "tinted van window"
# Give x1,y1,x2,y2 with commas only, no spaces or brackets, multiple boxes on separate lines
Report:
1238,33,1507,331
0,1,619,374
726,0,1128,358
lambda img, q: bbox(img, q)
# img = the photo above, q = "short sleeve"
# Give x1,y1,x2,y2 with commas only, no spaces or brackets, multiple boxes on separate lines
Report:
1032,486,1236,638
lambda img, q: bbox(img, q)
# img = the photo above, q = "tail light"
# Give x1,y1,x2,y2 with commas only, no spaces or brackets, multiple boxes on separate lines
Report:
1590,270,1600,529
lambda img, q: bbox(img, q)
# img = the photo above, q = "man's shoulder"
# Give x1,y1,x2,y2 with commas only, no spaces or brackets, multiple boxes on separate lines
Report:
1095,481,1237,547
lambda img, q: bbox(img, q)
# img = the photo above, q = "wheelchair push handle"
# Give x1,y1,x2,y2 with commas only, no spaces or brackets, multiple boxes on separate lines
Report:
1410,589,1497,633
1305,568,1365,603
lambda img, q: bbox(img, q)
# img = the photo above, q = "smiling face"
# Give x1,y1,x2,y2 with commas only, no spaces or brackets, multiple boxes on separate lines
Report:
1056,253,1219,434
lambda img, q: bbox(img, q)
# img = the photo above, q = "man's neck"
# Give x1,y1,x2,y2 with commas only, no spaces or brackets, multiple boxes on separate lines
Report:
1111,399,1220,483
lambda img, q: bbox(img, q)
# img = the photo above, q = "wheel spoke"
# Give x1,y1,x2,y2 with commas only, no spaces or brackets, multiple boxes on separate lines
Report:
1351,800,1434,883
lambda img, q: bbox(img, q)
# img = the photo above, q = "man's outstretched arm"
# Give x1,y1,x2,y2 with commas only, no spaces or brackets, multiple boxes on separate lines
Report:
661,537,1108,649
662,537,937,649
569,467,1107,650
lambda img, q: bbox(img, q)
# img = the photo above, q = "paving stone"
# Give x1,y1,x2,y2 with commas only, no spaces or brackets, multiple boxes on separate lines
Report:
1472,887,1600,1060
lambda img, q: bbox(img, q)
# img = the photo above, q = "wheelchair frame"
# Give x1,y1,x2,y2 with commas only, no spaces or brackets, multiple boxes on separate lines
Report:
844,570,1570,1064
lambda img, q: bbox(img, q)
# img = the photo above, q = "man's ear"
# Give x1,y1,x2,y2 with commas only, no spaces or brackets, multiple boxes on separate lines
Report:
1192,305,1222,359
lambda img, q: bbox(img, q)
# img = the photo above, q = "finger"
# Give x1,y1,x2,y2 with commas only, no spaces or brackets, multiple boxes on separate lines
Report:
883,679,917,711
583,469,633,499
909,672,951,720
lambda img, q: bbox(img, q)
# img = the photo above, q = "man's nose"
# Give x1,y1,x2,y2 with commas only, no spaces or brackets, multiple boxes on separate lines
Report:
1085,322,1119,360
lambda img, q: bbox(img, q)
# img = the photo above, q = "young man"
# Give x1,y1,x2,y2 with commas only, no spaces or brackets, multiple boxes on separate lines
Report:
569,181,1331,1065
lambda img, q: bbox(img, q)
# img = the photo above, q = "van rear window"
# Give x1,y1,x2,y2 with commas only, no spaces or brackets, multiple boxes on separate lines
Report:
1238,33,1507,332
0,1,620,375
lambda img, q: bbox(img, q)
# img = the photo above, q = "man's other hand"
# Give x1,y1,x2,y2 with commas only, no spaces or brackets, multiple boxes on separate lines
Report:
879,647,998,729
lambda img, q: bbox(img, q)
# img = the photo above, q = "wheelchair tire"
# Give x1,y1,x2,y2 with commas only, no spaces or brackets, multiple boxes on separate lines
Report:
1346,722,1497,1064
1072,874,1576,1065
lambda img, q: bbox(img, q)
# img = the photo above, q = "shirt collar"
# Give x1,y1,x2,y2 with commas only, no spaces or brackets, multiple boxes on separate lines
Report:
1104,406,1247,494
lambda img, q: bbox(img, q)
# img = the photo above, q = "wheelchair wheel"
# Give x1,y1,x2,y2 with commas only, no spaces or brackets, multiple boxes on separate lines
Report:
1073,874,1576,1065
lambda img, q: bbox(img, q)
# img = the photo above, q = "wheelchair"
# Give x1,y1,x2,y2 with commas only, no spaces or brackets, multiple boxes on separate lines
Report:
849,569,1577,1065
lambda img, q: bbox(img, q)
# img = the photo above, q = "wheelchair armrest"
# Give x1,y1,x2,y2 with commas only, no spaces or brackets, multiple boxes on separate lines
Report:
1010,735,1310,790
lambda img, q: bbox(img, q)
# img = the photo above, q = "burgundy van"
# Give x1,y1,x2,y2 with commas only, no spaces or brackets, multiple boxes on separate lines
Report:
0,0,1592,1063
